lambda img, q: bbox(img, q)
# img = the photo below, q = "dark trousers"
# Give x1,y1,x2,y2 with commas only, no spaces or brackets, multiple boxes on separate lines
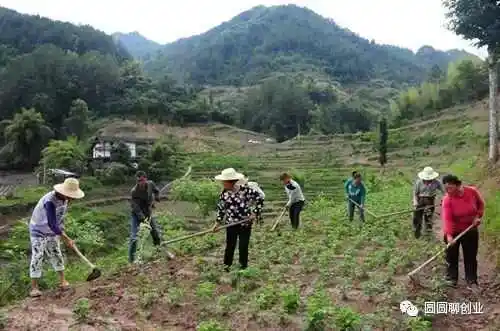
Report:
347,200,365,222
224,224,251,269
128,213,161,263
444,228,479,284
413,197,435,238
289,201,304,229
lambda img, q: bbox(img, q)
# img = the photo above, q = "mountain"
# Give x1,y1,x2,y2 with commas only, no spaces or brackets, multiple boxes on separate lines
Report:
0,6,130,62
415,45,480,68
112,31,162,59
140,5,478,86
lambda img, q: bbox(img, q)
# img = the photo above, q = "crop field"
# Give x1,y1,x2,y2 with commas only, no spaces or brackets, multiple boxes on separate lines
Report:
1,105,500,330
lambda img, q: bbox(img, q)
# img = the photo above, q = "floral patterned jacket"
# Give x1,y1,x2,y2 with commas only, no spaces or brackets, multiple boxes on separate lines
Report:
216,184,264,225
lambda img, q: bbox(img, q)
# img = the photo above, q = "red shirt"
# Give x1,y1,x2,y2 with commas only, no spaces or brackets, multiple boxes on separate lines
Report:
441,186,484,235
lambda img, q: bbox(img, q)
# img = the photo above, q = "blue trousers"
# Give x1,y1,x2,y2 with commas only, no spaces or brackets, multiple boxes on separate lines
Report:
128,213,161,263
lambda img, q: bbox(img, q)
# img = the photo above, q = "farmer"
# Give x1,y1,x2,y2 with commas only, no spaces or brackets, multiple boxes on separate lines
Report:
441,174,484,290
280,172,305,229
345,172,366,222
237,175,265,199
129,171,162,263
412,166,444,238
28,177,85,297
212,168,264,271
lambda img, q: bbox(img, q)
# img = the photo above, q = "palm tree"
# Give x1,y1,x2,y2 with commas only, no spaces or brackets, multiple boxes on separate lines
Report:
0,108,53,169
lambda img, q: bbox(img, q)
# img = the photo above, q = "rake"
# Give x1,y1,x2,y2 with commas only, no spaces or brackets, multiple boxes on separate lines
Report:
407,223,476,286
72,244,102,281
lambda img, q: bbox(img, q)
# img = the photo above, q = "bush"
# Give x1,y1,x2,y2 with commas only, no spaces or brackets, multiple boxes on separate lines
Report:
170,179,220,216
78,176,103,192
96,162,130,185
39,137,87,174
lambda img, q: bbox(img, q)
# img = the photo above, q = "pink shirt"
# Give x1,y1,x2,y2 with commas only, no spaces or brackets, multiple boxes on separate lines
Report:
441,186,484,235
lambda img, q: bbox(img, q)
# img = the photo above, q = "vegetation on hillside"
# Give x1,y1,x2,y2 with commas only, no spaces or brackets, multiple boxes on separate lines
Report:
112,31,162,59
141,5,477,86
443,0,500,163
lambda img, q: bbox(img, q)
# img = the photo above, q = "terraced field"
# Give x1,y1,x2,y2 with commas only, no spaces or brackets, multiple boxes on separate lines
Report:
2,102,500,330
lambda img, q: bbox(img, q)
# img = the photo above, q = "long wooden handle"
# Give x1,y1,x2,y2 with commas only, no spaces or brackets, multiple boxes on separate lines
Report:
72,244,96,269
378,205,439,219
271,207,287,231
163,219,250,245
159,165,192,194
348,198,378,218
407,224,476,277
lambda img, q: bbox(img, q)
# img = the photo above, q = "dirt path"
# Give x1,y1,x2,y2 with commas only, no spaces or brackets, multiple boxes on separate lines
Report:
427,215,500,330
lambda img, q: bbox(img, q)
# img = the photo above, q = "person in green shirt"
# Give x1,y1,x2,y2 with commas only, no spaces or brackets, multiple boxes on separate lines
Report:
345,172,366,222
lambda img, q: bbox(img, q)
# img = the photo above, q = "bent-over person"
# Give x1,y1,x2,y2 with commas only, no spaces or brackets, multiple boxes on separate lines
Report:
129,171,162,263
280,173,305,229
441,174,484,291
28,178,84,297
413,166,444,238
345,172,366,222
213,168,264,272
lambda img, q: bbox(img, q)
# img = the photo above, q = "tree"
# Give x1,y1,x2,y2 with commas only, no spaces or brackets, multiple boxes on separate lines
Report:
39,137,87,174
378,118,388,167
0,108,53,169
443,0,500,163
64,99,91,139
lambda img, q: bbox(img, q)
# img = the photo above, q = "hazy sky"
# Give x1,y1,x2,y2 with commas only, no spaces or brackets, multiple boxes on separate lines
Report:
0,0,487,58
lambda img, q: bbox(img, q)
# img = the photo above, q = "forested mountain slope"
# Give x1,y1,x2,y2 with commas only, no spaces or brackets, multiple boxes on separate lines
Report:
136,5,477,86
0,6,130,62
112,31,161,59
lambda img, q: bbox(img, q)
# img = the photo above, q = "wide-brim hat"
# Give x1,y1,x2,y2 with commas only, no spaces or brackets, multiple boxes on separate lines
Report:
215,168,245,181
418,166,439,181
54,177,85,199
237,176,249,185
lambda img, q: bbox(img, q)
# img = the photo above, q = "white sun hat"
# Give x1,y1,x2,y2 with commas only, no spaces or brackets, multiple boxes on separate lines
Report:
214,168,245,181
418,167,439,181
237,175,249,186
53,177,85,199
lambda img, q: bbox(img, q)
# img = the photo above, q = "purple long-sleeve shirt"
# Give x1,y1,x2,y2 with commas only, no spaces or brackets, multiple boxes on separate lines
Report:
29,191,67,237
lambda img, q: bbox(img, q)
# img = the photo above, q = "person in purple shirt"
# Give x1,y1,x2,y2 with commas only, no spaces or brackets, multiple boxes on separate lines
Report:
28,178,84,297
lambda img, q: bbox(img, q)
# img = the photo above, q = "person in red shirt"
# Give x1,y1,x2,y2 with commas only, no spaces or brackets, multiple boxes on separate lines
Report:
441,174,484,290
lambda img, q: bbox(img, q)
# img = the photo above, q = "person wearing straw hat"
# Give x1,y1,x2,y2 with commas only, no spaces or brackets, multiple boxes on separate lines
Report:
28,177,85,297
212,168,264,272
413,166,444,238
129,171,162,263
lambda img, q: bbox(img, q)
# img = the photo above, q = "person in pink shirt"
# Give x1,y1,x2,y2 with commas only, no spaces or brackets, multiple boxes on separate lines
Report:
441,174,484,290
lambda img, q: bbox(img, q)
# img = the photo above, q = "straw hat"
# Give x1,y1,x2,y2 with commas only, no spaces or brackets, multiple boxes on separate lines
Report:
54,177,85,199
237,176,249,186
214,168,244,181
418,167,439,181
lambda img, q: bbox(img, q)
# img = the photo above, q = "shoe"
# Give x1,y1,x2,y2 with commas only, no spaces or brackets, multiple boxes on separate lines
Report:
414,231,421,239
466,281,479,292
29,288,42,297
445,277,457,288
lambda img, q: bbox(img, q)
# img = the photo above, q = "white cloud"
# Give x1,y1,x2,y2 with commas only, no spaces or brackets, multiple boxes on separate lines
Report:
0,0,487,57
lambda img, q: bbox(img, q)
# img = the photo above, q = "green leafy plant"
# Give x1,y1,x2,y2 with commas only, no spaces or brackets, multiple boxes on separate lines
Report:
170,179,220,216
73,298,90,323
